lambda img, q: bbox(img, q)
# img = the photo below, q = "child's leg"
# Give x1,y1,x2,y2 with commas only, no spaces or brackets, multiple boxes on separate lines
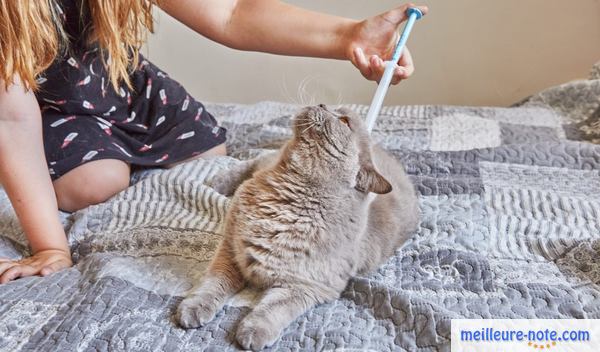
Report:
52,159,130,212
176,238,245,328
164,143,227,169
52,143,227,212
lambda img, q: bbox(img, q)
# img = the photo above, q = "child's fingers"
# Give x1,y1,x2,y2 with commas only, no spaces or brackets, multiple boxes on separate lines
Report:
355,49,414,83
391,67,405,85
390,48,415,84
393,65,413,83
0,262,17,275
0,265,36,284
353,47,372,79
41,262,66,276
369,55,386,82
396,47,414,75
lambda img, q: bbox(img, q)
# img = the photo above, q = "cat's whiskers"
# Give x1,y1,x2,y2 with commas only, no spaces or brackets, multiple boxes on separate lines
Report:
296,119,315,126
296,75,318,106
302,122,317,134
295,121,316,127
334,91,344,107
279,75,300,105
297,76,310,105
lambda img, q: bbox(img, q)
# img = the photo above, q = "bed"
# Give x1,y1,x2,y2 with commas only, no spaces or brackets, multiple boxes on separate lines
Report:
1,62,599,351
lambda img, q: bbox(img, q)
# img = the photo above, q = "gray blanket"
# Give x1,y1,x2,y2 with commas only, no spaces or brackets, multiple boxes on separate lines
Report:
1,62,599,351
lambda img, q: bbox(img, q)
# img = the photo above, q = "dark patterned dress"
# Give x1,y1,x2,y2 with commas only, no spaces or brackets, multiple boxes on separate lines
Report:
36,0,227,180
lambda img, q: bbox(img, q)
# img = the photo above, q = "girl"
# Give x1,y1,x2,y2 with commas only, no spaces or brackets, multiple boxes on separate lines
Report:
0,0,427,283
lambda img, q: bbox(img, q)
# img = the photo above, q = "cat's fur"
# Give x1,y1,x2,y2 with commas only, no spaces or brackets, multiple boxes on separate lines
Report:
176,105,420,350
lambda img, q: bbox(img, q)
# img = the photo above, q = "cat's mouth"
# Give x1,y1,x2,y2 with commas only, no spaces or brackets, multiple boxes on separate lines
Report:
306,105,326,125
294,105,326,134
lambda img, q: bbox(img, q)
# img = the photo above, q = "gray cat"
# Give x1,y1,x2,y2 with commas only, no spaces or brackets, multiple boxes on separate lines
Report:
176,105,420,350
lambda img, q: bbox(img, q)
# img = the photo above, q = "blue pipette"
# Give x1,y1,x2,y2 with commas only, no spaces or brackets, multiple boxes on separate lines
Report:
364,7,423,132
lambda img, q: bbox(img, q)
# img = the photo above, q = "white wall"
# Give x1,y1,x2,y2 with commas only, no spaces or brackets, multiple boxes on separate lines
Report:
144,0,600,107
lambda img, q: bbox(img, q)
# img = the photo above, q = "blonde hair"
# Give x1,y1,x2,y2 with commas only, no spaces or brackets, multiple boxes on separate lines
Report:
0,0,156,91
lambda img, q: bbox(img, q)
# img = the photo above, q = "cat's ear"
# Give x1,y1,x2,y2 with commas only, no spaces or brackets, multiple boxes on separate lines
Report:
355,167,392,194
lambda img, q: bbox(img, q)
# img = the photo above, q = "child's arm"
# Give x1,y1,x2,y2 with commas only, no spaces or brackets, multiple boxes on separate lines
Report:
0,79,72,284
159,0,428,84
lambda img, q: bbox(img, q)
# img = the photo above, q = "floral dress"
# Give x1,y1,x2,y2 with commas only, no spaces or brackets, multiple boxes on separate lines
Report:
36,0,227,180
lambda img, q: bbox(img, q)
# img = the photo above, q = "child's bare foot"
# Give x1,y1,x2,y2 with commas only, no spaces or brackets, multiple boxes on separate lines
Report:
0,249,72,283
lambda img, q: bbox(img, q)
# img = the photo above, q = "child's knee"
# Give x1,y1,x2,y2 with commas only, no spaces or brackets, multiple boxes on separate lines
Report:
54,161,130,212
81,169,129,204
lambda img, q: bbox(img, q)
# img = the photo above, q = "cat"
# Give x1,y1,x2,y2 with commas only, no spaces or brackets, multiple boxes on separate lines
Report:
176,104,420,350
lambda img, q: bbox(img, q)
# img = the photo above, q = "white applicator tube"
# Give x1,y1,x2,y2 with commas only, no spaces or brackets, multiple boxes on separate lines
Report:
365,7,424,133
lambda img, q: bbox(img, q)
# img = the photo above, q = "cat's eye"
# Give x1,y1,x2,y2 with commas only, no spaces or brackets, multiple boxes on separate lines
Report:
339,116,350,127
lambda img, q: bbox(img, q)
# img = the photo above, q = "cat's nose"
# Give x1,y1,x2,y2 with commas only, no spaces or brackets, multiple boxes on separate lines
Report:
318,104,327,110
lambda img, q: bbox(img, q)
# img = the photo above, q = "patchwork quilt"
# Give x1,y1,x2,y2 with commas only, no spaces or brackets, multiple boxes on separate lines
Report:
1,62,599,351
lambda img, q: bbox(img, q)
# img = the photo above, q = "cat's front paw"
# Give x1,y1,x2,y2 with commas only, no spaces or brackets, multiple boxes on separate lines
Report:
176,294,219,329
236,316,279,351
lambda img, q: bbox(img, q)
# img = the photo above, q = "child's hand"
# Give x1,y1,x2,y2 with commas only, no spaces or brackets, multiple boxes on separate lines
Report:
0,249,72,283
347,3,428,85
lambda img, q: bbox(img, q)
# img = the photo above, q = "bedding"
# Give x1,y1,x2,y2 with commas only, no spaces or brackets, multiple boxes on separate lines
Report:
1,62,599,351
